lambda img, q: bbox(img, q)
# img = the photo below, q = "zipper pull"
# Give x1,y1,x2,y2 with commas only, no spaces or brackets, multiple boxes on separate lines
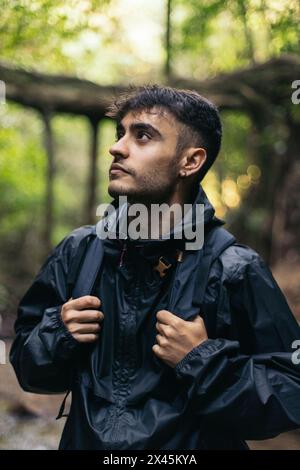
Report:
153,256,172,278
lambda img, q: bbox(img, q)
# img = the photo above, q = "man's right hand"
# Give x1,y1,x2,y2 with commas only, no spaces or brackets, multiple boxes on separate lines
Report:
61,295,104,343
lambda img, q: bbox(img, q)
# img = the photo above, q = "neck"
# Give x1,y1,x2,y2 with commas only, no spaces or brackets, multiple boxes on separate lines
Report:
127,183,198,239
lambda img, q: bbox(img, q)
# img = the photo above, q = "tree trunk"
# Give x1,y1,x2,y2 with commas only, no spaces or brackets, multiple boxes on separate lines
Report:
86,118,100,224
165,0,172,79
41,110,55,254
270,120,300,265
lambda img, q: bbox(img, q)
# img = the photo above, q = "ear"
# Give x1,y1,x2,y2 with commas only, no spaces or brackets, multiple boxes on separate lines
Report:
179,147,207,178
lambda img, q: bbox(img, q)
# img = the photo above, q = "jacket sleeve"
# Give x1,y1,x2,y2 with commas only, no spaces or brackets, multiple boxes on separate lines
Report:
173,245,300,440
9,228,90,394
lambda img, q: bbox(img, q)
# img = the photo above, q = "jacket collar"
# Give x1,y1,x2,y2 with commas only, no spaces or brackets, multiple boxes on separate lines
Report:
99,184,224,264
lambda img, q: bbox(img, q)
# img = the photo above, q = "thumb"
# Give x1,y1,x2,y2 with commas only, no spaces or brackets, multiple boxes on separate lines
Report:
193,315,203,323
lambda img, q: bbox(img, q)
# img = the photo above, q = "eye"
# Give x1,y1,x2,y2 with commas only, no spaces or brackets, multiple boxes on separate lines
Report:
136,130,151,141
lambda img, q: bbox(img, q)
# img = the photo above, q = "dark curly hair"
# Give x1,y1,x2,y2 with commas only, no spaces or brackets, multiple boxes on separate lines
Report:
106,85,222,182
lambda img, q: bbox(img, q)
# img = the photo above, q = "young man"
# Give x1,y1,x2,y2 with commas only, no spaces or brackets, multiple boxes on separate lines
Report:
10,86,300,450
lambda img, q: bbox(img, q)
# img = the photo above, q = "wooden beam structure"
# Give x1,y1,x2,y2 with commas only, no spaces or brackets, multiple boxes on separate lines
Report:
1,54,299,259
1,55,299,117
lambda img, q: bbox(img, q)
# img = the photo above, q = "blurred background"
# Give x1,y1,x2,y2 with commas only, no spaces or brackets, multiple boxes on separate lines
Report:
0,0,299,450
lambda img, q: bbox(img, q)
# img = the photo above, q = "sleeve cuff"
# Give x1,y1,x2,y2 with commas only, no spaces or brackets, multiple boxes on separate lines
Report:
174,338,239,377
38,305,81,361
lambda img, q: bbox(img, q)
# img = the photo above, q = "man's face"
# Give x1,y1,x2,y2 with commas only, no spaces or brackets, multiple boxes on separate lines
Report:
108,107,182,204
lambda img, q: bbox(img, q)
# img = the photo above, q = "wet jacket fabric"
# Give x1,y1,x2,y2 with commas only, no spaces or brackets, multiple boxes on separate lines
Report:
10,186,300,450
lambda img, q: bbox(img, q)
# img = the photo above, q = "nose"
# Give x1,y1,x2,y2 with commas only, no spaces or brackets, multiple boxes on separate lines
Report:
109,135,129,159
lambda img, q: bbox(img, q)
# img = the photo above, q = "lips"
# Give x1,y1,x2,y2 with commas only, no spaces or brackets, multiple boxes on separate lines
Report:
109,164,131,175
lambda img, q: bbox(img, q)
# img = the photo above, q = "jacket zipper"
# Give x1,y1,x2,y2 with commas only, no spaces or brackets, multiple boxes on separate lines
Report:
119,239,127,267
110,248,139,443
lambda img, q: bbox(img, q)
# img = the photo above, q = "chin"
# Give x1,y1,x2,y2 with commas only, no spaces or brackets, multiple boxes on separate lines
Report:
108,181,132,199
108,183,149,204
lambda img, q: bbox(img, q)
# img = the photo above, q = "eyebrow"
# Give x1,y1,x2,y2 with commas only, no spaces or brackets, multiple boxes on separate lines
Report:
116,122,163,138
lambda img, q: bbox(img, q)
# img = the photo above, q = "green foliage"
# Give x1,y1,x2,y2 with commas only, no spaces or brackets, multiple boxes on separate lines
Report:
0,0,112,71
0,0,298,279
173,0,300,76
220,111,252,177
203,111,255,220
0,104,45,237
98,118,115,205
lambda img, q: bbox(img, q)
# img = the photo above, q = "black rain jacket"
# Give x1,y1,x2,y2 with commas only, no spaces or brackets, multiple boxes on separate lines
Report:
10,186,300,450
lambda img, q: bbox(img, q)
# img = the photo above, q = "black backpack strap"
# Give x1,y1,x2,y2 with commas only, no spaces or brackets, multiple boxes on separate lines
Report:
192,226,236,309
56,389,71,419
56,233,105,420
153,226,236,372
71,236,104,299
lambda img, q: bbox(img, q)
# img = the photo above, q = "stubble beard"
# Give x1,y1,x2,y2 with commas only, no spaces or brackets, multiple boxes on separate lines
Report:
108,167,179,206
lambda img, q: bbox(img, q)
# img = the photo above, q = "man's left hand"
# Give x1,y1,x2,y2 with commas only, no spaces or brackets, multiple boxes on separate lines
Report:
152,310,208,368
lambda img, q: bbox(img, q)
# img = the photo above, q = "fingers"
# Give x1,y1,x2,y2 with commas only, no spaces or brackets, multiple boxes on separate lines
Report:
192,315,204,324
69,322,101,335
155,322,172,338
63,308,103,324
73,333,99,343
73,310,104,323
156,334,168,347
61,296,104,344
156,309,181,326
65,295,101,311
